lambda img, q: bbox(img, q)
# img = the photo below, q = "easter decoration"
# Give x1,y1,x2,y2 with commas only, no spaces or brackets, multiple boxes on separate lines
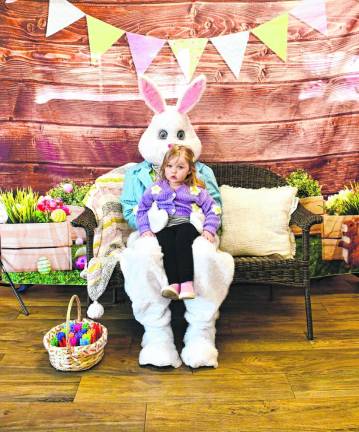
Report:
43,295,107,371
116,75,235,369
37,256,52,274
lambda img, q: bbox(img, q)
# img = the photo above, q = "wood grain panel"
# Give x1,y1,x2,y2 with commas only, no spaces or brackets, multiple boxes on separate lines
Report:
75,374,294,403
3,78,358,126
1,115,357,165
0,153,357,195
1,32,358,85
1,0,357,42
145,399,359,432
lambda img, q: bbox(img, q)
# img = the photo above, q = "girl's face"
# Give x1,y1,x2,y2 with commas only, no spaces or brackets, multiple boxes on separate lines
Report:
164,153,190,188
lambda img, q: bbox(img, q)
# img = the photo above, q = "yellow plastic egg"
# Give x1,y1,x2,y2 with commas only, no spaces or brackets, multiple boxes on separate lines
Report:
51,208,67,222
37,256,51,274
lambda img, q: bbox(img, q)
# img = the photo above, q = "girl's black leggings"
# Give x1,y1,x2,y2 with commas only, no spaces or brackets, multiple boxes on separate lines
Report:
156,223,199,285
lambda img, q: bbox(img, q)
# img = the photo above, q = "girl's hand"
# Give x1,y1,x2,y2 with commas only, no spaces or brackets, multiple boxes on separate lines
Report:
141,231,155,237
202,230,215,243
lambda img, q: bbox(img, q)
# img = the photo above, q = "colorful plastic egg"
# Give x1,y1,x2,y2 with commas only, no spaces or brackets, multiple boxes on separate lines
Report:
51,208,67,222
75,246,86,258
37,256,51,274
62,183,73,193
75,256,87,270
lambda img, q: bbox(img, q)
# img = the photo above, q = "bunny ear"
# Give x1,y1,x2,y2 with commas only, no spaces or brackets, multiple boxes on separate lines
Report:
138,75,166,114
176,74,207,114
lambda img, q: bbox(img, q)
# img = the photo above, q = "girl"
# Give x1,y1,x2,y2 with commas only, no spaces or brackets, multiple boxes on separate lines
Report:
136,145,221,300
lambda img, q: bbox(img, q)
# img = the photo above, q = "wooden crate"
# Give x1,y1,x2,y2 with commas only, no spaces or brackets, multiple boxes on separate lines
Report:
0,222,72,272
321,214,359,262
291,196,324,236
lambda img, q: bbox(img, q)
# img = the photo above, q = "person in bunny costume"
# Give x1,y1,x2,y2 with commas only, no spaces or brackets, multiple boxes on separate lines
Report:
119,74,234,368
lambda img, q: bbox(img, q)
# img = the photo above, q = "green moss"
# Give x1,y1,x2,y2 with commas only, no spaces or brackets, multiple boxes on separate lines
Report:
2,270,86,285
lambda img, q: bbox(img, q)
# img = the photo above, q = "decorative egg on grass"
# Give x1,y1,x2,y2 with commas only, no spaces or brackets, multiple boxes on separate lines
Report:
75,256,87,271
51,208,67,222
37,256,51,274
75,246,86,258
62,183,73,193
75,237,84,246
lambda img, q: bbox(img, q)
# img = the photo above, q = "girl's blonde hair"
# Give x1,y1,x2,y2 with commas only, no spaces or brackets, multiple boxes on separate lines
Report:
159,145,205,188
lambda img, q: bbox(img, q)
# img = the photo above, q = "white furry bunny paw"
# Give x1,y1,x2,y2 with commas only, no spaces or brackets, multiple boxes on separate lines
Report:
148,201,168,233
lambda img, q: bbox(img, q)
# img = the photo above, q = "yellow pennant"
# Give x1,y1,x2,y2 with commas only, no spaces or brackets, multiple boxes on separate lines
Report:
86,15,125,64
169,38,208,82
251,13,288,62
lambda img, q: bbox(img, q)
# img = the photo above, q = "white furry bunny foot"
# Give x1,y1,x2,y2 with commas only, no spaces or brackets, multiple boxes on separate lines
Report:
181,339,218,368
139,342,182,368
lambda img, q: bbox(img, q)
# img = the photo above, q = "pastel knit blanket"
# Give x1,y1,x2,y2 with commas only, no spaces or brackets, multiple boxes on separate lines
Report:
82,164,135,316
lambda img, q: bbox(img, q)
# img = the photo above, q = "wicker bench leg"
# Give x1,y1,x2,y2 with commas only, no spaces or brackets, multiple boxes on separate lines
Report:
304,282,314,340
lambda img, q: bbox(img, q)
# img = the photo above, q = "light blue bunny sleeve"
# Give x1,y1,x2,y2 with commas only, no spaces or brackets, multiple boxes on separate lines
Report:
120,169,143,230
197,163,222,207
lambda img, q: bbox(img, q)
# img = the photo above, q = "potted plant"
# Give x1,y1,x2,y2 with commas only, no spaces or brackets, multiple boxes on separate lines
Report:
0,188,73,272
286,169,324,235
322,183,359,263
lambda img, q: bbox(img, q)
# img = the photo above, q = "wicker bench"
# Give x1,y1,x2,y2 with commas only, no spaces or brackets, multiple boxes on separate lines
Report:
73,163,323,340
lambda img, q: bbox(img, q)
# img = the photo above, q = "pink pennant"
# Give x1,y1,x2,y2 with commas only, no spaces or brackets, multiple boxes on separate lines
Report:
127,33,166,75
290,0,328,35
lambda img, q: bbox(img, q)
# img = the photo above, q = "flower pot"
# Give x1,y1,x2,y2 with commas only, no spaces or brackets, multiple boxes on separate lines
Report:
291,196,324,236
321,214,359,264
0,222,72,272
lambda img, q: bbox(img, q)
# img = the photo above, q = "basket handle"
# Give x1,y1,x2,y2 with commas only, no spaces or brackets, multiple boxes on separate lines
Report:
66,295,82,348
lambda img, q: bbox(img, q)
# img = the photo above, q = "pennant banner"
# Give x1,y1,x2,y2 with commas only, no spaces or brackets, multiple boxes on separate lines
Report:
251,13,289,62
46,0,85,38
210,31,249,79
290,0,328,36
86,16,125,65
127,33,166,76
168,38,208,82
38,0,329,78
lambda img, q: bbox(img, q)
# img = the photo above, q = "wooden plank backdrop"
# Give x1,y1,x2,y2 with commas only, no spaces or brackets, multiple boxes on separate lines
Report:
0,0,358,194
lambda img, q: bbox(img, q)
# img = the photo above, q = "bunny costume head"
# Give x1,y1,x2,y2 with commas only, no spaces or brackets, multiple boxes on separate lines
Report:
137,75,206,166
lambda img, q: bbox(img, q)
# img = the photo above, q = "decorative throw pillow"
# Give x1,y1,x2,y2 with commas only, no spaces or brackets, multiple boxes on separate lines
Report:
219,185,298,258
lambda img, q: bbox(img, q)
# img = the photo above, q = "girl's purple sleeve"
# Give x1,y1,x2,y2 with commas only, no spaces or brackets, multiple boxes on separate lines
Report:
199,190,221,235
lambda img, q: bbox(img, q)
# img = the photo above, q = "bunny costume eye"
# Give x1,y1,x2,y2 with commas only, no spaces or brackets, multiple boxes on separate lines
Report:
158,129,168,140
177,130,185,140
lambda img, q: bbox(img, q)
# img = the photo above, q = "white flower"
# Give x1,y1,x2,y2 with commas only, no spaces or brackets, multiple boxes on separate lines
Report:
338,189,352,200
132,205,138,215
0,201,8,224
190,186,201,196
212,204,222,215
325,194,338,209
151,185,162,195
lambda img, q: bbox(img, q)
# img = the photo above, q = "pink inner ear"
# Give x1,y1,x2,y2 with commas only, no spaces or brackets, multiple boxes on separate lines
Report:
139,79,165,114
177,80,205,114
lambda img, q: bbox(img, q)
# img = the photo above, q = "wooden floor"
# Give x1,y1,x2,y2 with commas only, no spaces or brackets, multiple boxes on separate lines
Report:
1,274,359,431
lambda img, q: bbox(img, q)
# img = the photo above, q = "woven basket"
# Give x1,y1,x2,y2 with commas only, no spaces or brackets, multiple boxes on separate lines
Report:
43,295,107,371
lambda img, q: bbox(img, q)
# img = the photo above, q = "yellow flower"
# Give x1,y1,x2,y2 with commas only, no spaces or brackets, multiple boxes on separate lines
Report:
212,204,222,215
132,205,138,215
151,185,162,195
191,203,203,213
190,186,201,196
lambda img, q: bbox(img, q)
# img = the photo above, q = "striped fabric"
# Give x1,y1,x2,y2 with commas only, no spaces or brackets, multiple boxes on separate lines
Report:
83,164,135,305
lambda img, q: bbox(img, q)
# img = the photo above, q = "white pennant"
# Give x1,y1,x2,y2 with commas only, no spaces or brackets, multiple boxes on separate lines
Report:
210,31,249,79
46,0,85,37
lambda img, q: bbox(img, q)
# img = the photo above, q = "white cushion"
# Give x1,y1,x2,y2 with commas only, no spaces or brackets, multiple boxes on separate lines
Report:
219,185,299,258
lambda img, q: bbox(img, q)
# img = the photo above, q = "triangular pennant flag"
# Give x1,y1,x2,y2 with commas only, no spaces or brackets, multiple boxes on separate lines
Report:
127,33,166,75
46,0,85,37
290,0,328,36
251,13,288,61
210,31,249,79
86,15,125,65
168,38,208,81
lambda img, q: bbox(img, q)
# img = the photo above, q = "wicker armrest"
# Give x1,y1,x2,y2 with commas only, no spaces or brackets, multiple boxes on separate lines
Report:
71,207,97,233
290,203,323,231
